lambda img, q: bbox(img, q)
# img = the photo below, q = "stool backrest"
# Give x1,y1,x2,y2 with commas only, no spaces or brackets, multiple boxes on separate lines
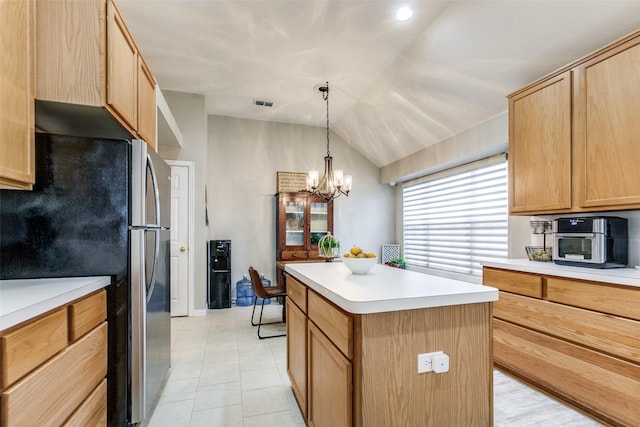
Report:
248,266,268,299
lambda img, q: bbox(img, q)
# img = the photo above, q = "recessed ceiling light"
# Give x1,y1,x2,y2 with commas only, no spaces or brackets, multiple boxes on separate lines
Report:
396,6,413,21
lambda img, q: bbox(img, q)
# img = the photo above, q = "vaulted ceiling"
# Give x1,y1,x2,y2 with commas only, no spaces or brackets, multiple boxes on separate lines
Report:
117,1,640,167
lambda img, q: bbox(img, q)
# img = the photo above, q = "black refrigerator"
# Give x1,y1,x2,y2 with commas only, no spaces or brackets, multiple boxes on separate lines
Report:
0,134,171,426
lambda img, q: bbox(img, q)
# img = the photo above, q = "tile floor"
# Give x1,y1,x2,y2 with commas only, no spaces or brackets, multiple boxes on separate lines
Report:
146,303,603,427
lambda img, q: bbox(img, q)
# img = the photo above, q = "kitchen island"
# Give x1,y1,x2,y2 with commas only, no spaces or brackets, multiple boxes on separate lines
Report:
284,262,498,427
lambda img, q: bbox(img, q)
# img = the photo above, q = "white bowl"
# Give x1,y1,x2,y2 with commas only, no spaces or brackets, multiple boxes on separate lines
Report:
342,256,377,275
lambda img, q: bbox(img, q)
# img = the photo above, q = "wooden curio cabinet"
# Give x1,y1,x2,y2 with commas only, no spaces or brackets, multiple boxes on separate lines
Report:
276,192,333,261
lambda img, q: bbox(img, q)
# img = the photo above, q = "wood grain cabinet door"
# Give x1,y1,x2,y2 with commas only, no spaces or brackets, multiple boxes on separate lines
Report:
307,322,352,427
106,0,137,131
286,299,307,418
0,0,34,190
508,71,572,214
137,56,156,149
574,35,640,209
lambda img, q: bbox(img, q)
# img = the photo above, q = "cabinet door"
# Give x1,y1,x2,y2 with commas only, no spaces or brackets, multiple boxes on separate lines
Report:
508,71,572,214
279,195,307,250
286,299,307,417
0,0,34,190
309,199,329,247
308,322,352,427
137,56,156,150
575,36,640,209
106,0,137,131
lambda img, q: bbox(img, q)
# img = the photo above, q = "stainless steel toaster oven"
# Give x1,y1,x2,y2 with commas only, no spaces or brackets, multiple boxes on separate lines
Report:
553,217,628,268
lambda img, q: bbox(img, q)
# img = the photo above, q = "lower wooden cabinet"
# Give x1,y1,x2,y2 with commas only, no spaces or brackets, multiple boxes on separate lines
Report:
494,319,640,426
0,290,107,427
64,379,107,427
286,298,307,418
485,266,640,426
307,322,352,427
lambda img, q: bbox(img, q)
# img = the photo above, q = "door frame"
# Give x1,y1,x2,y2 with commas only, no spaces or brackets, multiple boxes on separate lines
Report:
167,160,196,316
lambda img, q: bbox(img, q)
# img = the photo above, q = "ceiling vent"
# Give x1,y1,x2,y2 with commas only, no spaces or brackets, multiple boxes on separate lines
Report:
254,99,274,107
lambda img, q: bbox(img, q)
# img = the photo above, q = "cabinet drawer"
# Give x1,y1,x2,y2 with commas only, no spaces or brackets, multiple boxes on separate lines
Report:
0,308,68,390
1,322,108,427
483,267,542,298
69,289,107,342
495,291,640,364
286,276,307,313
546,277,640,321
281,251,308,261
308,290,353,359
494,319,640,426
64,379,107,427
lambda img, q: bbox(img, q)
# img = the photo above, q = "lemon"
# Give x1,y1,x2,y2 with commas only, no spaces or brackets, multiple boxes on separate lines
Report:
350,245,363,255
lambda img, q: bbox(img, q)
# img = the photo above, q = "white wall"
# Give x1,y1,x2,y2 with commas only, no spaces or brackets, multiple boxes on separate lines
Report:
158,91,209,312
207,115,395,298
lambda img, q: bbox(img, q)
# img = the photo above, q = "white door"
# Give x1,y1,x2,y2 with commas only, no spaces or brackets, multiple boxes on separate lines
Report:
170,164,190,316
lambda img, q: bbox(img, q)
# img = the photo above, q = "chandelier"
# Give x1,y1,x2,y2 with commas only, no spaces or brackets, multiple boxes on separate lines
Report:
307,82,352,201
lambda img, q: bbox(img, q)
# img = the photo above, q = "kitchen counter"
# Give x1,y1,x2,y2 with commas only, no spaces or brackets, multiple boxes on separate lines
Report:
285,262,498,314
0,276,111,330
483,259,640,287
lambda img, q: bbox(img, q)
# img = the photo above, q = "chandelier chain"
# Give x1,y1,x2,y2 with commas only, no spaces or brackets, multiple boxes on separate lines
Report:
324,82,330,157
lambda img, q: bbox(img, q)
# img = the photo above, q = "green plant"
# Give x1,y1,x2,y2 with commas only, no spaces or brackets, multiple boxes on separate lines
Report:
387,257,406,268
318,233,340,256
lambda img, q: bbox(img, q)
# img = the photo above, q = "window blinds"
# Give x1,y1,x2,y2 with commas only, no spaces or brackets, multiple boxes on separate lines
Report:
402,160,508,277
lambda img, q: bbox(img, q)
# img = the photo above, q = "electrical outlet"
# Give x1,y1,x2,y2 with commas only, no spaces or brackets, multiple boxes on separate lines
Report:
417,351,443,373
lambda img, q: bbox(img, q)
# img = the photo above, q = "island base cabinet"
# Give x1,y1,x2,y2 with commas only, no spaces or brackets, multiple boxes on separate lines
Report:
286,271,494,427
307,322,352,427
494,319,640,426
286,299,307,418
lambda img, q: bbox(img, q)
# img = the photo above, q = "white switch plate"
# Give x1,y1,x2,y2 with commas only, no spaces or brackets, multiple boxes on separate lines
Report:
417,351,443,373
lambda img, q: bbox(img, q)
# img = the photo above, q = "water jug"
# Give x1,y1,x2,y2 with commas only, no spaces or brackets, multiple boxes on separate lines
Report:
256,274,271,305
235,274,254,306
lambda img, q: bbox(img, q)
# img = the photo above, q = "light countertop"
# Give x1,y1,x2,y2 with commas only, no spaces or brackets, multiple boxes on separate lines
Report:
0,276,111,331
285,262,498,314
483,259,640,288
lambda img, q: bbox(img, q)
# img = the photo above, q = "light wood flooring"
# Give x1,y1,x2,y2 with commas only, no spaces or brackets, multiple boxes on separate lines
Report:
144,303,603,427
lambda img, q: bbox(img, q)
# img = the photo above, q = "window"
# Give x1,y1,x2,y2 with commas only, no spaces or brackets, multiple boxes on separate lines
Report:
402,158,508,278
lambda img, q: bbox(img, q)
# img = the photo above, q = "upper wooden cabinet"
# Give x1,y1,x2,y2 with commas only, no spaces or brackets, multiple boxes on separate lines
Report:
0,0,35,190
508,30,640,215
574,37,640,209
137,57,157,150
35,0,157,148
275,192,333,261
509,72,572,214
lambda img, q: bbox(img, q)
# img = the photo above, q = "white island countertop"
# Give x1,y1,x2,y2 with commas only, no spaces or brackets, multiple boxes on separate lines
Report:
285,262,498,314
483,259,640,288
0,276,111,331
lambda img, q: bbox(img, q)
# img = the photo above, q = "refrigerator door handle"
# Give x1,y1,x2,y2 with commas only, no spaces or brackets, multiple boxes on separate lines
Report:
146,153,161,302
147,229,160,303
147,153,161,227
